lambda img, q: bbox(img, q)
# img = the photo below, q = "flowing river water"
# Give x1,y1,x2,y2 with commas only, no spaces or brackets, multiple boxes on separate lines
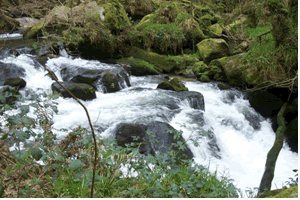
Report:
0,52,298,196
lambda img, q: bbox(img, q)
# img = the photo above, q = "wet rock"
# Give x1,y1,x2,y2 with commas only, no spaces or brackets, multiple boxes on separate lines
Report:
157,78,188,92
51,81,96,100
59,64,130,93
114,121,194,162
0,62,26,86
4,78,26,89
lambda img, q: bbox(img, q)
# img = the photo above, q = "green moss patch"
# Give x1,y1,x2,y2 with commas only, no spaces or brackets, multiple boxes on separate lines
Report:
128,47,198,73
117,57,161,76
196,38,230,64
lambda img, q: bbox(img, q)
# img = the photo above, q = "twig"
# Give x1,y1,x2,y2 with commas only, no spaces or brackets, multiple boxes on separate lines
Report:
45,67,98,198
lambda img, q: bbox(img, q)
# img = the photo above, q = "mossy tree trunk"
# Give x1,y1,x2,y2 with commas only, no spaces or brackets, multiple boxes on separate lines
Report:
258,103,287,194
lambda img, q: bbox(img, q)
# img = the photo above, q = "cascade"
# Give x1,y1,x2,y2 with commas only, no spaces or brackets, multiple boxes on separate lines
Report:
0,52,297,195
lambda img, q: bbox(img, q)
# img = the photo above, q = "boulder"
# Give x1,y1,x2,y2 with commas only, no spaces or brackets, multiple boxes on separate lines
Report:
0,62,26,86
59,65,130,92
16,17,39,32
197,38,230,64
117,57,161,76
101,73,121,93
209,54,245,86
114,121,194,162
51,81,96,100
208,23,224,38
4,78,26,89
157,78,188,92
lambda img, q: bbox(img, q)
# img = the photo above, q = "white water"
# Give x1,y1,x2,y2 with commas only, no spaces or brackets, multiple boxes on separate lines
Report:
0,54,298,195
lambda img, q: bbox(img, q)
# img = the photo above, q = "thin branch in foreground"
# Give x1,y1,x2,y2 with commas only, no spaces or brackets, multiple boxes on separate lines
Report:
45,67,98,198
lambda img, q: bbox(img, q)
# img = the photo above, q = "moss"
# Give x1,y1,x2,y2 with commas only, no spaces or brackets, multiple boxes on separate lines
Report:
199,74,210,82
141,23,186,54
210,54,245,86
128,47,177,73
128,47,198,73
117,57,161,76
136,13,155,30
192,61,209,74
103,1,132,34
208,23,223,38
157,78,188,91
135,1,205,53
196,38,230,64
119,0,158,20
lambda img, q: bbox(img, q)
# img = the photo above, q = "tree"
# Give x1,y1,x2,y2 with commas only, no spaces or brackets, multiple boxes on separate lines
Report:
258,103,287,194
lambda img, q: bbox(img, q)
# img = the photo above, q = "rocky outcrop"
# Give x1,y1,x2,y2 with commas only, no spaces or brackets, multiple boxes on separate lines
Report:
114,121,194,162
51,81,96,100
59,64,130,93
197,38,230,64
157,78,188,92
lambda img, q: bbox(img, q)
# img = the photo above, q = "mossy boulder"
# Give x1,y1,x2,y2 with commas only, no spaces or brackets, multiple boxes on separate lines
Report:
101,73,122,93
0,11,20,34
196,38,230,64
209,54,245,86
200,14,214,27
192,61,209,75
117,57,161,76
103,1,131,34
128,47,198,73
25,5,71,39
225,15,247,35
51,81,96,100
208,23,224,38
4,78,26,89
25,1,132,59
199,74,210,82
135,1,205,53
157,78,188,92
128,47,177,73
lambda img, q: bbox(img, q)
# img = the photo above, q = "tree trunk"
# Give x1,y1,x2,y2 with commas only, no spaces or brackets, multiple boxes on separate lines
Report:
258,103,287,194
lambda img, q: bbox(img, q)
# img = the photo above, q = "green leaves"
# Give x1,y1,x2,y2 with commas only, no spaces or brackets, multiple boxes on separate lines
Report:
69,159,82,171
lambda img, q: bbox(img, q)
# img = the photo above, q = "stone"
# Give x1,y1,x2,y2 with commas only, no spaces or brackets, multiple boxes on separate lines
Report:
114,121,194,162
117,57,161,76
197,38,230,64
157,78,188,92
4,78,26,88
51,81,96,100
0,62,26,86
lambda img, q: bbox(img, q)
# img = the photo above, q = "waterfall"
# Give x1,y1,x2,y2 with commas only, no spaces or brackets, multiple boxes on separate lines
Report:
0,53,298,195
